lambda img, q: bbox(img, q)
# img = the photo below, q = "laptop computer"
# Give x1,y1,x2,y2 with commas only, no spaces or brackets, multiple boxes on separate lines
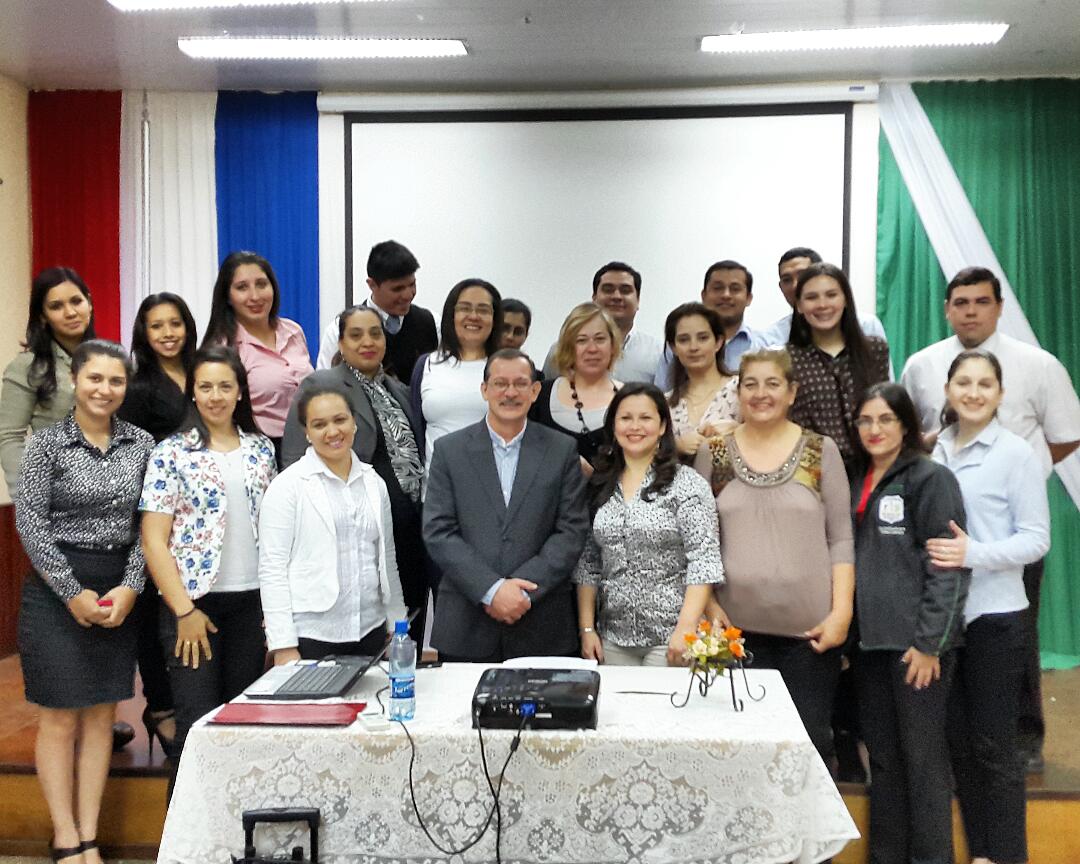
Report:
243,610,419,701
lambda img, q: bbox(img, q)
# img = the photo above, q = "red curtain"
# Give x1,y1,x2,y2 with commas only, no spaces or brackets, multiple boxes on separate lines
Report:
28,91,122,341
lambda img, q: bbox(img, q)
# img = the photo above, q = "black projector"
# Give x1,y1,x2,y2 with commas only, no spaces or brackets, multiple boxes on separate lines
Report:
471,668,600,730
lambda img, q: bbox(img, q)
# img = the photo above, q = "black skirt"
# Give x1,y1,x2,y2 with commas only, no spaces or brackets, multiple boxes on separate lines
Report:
18,544,138,709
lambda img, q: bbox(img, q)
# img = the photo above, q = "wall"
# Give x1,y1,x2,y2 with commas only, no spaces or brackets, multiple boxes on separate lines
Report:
0,72,30,656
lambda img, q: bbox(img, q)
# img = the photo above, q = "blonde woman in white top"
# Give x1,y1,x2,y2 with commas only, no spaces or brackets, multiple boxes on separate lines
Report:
259,384,406,663
664,303,739,459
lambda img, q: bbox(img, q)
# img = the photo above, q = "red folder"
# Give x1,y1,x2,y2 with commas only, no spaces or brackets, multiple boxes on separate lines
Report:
210,702,367,726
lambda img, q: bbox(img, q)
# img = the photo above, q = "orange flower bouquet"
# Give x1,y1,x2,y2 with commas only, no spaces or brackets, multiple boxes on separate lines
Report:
671,619,762,711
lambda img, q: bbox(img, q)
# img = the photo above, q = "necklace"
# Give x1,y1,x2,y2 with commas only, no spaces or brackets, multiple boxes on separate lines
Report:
569,376,619,435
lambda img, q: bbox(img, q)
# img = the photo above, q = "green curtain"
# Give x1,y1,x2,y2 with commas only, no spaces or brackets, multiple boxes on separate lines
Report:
876,78,1080,668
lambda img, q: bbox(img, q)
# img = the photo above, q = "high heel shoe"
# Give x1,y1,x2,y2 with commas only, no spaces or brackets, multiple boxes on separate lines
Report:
142,706,176,759
111,721,135,753
49,840,83,862
80,838,103,863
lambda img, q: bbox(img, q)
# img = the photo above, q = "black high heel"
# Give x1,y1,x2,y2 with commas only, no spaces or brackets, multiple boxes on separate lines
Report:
49,839,82,862
110,721,135,752
141,706,176,759
80,838,103,862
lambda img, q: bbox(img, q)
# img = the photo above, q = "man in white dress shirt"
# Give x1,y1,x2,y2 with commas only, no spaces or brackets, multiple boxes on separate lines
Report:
542,261,663,383
901,265,1080,771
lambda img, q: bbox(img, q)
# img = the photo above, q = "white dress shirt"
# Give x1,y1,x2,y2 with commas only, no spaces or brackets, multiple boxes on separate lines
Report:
933,420,1051,623
902,330,1080,478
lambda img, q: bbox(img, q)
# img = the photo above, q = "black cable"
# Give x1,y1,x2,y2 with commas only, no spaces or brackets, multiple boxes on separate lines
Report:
392,711,527,859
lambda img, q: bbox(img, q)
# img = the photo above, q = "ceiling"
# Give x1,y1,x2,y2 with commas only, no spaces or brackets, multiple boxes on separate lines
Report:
2,0,1079,93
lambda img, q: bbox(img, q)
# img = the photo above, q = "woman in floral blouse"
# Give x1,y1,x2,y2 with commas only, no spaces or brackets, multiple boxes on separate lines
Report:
140,345,276,767
574,382,724,666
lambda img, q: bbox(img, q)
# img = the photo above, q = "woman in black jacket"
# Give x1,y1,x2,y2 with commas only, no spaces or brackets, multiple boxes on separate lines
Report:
851,382,969,864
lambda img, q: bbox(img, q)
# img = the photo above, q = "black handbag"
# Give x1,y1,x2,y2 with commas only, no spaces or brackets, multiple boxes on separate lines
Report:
231,807,320,864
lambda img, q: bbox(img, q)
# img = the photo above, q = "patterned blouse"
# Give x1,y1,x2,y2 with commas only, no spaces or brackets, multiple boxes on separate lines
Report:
573,464,724,648
15,413,155,601
352,367,424,503
788,337,890,465
669,376,741,439
139,428,277,599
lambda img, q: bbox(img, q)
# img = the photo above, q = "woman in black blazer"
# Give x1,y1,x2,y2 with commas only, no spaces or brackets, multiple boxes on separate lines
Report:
281,305,427,641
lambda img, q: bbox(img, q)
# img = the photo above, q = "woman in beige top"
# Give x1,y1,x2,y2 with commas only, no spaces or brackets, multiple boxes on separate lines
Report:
695,347,853,760
0,268,96,497
664,303,739,460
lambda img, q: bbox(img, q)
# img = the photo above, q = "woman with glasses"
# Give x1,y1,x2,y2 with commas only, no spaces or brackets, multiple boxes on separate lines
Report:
530,302,622,473
850,382,968,864
409,279,502,480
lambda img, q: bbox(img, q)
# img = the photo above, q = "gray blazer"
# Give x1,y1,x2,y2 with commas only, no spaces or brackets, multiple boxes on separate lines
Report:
423,419,589,659
280,366,421,470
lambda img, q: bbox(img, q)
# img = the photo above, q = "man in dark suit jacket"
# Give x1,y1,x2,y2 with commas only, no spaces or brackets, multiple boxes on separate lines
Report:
423,349,589,661
316,240,438,383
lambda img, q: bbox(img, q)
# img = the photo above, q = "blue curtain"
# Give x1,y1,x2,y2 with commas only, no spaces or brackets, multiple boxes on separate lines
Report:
215,91,320,361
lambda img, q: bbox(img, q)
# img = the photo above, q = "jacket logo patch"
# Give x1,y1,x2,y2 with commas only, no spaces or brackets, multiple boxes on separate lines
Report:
878,494,905,525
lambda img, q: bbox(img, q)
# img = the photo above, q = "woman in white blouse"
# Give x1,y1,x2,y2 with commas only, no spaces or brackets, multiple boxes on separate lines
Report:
409,278,502,477
929,349,1050,864
664,302,739,459
259,384,406,662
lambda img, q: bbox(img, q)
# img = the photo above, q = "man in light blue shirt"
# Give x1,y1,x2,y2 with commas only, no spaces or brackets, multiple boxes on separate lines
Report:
760,247,889,356
654,259,765,390
424,348,589,662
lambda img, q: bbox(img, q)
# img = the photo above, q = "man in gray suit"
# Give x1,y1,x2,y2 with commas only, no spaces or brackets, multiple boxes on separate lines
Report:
424,348,590,662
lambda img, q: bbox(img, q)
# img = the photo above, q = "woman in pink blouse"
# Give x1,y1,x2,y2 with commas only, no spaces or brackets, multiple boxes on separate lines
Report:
202,251,313,465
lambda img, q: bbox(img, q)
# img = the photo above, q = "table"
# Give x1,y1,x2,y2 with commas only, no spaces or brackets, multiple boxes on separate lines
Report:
157,664,859,864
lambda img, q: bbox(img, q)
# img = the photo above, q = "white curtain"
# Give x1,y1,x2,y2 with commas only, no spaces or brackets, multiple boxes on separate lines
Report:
878,81,1079,506
119,91,219,347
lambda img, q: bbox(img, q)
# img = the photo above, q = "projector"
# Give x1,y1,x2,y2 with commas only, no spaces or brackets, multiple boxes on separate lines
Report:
471,668,600,730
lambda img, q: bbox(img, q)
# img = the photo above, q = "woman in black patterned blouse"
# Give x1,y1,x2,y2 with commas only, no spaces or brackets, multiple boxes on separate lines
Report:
15,340,154,864
787,263,891,474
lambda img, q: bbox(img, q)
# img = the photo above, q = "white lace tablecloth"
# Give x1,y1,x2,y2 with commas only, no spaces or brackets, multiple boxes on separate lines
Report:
157,665,858,864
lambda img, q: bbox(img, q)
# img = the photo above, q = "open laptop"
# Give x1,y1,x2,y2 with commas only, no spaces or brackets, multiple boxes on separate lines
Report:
243,610,419,701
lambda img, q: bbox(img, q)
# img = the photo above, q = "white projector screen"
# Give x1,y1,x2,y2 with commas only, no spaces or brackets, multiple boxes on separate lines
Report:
347,108,850,354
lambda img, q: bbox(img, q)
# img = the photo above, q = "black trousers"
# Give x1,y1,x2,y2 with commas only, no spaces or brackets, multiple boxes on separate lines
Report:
298,626,387,661
134,587,173,713
857,649,955,864
159,589,266,759
743,632,842,761
949,611,1028,864
1018,557,1045,753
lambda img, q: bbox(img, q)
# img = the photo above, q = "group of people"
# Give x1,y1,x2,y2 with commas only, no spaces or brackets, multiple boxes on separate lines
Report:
2,238,1077,864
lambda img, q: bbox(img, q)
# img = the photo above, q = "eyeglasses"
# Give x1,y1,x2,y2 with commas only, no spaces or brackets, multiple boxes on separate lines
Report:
854,415,900,430
454,303,494,318
487,379,534,392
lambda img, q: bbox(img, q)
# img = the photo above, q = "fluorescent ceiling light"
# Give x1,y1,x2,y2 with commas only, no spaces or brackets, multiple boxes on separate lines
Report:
701,22,1009,54
178,36,468,59
111,0,385,10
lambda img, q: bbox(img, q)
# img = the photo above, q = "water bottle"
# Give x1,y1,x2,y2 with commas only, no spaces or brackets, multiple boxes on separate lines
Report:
388,619,416,721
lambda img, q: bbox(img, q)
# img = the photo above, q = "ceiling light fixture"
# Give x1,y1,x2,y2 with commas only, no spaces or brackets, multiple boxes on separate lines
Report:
701,22,1009,54
178,36,468,59
111,0,385,10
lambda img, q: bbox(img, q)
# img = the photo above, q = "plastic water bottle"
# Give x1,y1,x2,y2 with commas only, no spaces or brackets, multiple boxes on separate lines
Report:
388,619,416,721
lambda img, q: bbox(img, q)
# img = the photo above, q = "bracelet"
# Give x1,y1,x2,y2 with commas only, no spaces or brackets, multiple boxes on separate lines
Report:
580,626,595,634
176,606,198,620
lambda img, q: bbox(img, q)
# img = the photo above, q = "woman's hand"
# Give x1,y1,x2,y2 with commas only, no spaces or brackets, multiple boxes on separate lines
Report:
675,431,706,458
806,609,851,653
578,456,595,478
700,420,737,439
175,608,219,669
580,630,604,663
926,520,969,569
273,647,302,666
901,646,941,689
98,586,138,628
67,589,108,628
667,626,694,666
704,597,732,629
